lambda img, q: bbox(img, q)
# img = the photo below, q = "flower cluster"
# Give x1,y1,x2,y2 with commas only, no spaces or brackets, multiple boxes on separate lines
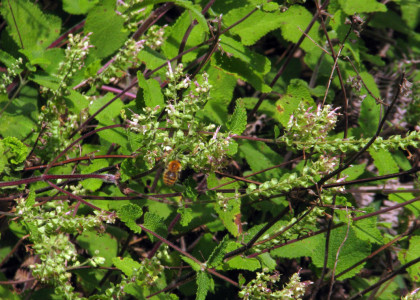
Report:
103,246,170,298
238,269,311,299
40,33,93,111
124,64,233,173
92,37,146,86
36,33,93,157
118,0,148,32
16,197,114,298
0,57,23,94
278,103,340,152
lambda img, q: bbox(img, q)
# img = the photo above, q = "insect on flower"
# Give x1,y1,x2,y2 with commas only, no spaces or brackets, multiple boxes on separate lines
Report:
163,160,182,186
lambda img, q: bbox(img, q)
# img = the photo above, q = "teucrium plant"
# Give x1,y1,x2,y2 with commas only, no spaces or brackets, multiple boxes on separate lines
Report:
15,191,114,298
124,64,234,171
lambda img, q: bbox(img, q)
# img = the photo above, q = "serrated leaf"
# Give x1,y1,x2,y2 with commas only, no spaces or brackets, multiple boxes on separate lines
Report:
63,0,98,15
143,212,167,242
162,11,207,63
338,0,387,15
137,72,164,109
117,203,143,234
312,226,371,279
398,236,420,282
224,242,261,271
129,0,208,31
369,148,399,176
352,208,383,244
112,257,141,277
196,271,213,300
271,233,322,259
219,36,271,75
228,100,247,135
0,87,38,139
388,193,420,217
2,137,28,165
258,253,277,270
212,52,271,93
181,256,201,272
239,140,283,181
278,5,321,52
178,207,194,226
25,188,36,208
207,235,229,268
85,4,129,58
89,93,123,125
262,2,279,12
275,79,314,127
224,6,283,46
0,0,61,51
137,47,167,71
226,140,238,156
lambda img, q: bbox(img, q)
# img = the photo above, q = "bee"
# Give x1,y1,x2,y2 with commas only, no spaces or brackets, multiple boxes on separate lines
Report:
163,160,182,186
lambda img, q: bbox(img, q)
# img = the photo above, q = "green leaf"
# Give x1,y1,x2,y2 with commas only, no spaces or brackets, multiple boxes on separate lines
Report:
277,5,321,52
117,203,143,234
178,207,194,226
228,99,247,135
137,47,167,72
162,11,207,63
341,163,366,181
224,6,283,46
181,256,201,272
0,50,19,68
143,212,167,242
274,79,314,127
112,257,142,277
212,52,271,93
0,0,61,51
369,148,399,176
207,235,229,268
398,236,420,282
357,96,380,138
196,271,213,300
401,0,420,29
2,136,28,165
80,159,109,192
352,208,383,244
77,230,118,267
219,36,271,75
208,174,241,237
85,4,129,58
25,188,36,208
224,242,261,271
199,65,234,123
271,231,322,259
137,72,164,108
262,2,279,12
312,226,371,279
239,140,283,182
0,86,38,139
89,93,123,125
338,0,387,15
388,193,420,217
129,0,208,31
63,0,98,15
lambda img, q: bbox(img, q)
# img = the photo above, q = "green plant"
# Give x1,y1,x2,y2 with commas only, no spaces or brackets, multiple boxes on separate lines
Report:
0,0,419,299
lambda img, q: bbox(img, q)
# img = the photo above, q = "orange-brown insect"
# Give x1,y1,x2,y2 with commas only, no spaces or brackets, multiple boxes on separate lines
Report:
163,160,182,186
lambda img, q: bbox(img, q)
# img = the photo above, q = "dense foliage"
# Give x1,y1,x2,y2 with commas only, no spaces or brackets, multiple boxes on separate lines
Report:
0,0,419,299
